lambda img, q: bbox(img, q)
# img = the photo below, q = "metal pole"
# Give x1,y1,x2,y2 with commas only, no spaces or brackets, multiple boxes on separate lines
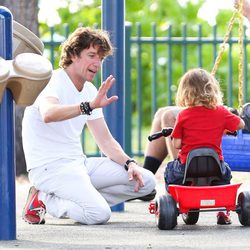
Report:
0,6,16,240
102,0,125,146
102,0,125,212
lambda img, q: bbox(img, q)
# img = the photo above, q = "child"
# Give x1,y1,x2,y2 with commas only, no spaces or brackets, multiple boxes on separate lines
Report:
164,68,245,225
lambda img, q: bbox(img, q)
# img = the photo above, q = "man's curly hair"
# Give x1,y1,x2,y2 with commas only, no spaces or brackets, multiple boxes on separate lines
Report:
59,27,113,68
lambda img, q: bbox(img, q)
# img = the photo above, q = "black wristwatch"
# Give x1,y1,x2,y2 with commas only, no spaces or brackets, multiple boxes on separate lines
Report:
80,102,93,115
124,159,136,171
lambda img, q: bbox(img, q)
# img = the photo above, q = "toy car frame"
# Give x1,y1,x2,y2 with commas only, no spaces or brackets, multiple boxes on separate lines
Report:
148,128,250,230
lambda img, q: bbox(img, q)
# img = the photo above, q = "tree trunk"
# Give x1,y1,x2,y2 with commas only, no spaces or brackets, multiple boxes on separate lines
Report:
0,0,39,34
0,0,39,176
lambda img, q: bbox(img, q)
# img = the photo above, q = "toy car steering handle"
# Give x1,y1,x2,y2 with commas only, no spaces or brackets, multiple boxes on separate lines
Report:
148,127,237,142
225,131,237,136
148,127,173,141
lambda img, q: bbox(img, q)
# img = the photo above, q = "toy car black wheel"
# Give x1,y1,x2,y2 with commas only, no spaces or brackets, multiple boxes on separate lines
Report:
155,194,178,230
182,210,199,225
237,191,250,226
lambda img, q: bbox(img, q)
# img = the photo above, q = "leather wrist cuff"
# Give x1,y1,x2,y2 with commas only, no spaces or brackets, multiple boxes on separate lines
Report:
80,102,92,115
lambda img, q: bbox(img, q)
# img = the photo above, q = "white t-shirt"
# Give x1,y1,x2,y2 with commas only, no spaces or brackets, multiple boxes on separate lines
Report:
22,68,103,171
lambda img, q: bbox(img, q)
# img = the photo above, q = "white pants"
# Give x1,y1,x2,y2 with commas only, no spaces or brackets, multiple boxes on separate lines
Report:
28,157,156,225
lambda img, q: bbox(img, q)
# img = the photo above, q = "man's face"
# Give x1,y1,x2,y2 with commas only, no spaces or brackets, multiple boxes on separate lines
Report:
71,45,104,82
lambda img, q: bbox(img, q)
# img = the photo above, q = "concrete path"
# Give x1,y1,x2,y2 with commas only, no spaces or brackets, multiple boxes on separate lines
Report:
1,168,250,249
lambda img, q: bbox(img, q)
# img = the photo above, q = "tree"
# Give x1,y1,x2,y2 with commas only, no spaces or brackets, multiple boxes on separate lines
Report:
0,0,39,176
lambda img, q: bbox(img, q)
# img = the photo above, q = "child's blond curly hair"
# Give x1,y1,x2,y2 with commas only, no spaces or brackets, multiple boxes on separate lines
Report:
175,68,223,109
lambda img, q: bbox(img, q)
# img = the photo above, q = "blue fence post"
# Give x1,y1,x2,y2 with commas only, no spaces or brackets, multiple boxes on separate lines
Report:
102,0,125,212
0,6,16,240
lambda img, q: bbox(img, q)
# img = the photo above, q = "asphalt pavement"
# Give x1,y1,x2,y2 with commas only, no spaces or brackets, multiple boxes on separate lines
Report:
1,166,250,250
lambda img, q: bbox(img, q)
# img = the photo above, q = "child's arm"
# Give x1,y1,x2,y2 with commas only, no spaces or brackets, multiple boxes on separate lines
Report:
173,138,182,149
237,118,245,130
224,106,245,133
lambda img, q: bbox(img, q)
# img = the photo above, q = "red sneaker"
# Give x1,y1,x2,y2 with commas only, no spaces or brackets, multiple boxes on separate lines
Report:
217,211,232,225
22,186,46,224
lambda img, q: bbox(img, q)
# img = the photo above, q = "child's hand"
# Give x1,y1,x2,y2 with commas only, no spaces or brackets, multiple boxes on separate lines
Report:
225,106,239,116
224,130,237,136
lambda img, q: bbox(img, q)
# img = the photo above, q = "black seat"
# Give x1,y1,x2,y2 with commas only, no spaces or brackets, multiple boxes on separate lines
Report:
183,148,223,186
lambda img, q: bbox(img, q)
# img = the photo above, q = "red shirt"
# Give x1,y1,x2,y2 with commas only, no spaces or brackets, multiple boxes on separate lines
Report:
172,105,241,164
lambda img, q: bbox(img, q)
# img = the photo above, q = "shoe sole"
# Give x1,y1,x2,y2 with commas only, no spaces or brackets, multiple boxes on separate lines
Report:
138,193,156,201
23,217,46,225
127,190,156,202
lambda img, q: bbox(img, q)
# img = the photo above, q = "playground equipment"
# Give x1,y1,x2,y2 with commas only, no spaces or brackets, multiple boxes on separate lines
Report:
148,129,250,230
0,6,52,240
0,53,52,105
13,20,44,57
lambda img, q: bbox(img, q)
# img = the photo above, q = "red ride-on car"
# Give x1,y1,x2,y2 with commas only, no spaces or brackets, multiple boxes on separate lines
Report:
148,128,250,230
